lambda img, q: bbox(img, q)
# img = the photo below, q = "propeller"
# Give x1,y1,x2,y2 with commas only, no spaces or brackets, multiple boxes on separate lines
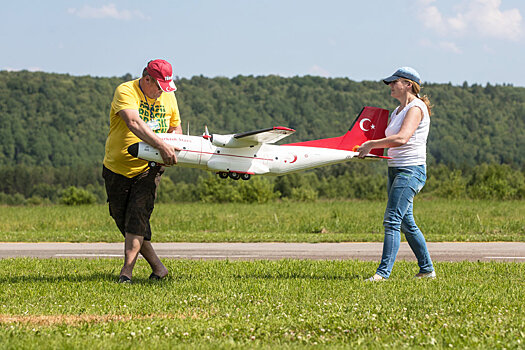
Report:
202,125,211,140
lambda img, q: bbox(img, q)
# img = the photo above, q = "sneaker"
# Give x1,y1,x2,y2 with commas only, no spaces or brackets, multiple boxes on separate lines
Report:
415,271,436,279
118,275,132,284
366,274,385,282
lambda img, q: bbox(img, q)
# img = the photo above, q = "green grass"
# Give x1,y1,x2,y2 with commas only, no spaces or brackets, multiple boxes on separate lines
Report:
1,200,522,348
0,258,523,349
0,200,524,242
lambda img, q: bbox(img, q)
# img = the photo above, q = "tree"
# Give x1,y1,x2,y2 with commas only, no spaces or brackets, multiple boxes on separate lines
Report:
60,186,97,205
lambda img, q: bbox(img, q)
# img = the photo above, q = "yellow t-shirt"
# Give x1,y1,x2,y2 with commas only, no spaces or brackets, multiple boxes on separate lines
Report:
103,79,181,177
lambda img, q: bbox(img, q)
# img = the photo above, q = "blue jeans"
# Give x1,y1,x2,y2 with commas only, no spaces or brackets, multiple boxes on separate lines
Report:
376,165,434,278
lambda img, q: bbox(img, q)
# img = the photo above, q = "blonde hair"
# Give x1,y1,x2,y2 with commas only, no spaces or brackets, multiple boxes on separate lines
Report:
401,78,432,116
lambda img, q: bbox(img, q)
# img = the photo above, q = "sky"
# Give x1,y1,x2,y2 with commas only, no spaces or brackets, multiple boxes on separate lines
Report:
1,0,524,87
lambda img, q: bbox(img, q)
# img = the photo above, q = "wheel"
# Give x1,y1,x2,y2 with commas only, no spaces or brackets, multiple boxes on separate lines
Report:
218,172,229,179
229,172,241,180
241,173,251,180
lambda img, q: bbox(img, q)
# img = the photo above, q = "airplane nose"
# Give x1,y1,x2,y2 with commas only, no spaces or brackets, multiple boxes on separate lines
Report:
128,143,139,157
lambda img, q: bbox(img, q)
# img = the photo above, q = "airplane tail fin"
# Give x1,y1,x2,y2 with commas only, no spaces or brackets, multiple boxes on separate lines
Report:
285,106,390,157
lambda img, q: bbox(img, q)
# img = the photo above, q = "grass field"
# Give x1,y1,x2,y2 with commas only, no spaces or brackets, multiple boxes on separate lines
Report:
0,200,524,243
0,258,523,349
0,200,523,348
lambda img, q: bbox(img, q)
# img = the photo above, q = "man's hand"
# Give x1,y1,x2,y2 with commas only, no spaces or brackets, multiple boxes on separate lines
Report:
118,109,182,165
161,124,183,165
157,142,180,166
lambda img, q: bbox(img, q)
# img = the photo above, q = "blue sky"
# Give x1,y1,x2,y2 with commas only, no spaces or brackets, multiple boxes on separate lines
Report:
1,0,524,86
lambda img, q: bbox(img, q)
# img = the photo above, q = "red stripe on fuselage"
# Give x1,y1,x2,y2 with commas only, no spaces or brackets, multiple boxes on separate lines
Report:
184,149,274,162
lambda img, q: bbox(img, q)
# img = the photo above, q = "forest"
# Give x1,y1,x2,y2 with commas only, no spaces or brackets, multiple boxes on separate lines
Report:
0,70,524,204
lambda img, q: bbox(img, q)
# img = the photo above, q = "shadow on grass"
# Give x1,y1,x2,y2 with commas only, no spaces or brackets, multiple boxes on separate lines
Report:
0,272,117,284
0,273,218,285
0,272,371,286
231,273,363,280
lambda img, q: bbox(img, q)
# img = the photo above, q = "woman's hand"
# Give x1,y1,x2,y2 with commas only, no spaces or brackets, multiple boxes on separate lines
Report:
357,141,374,159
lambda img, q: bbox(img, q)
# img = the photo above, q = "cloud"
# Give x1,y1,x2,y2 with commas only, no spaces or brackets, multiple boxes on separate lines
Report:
67,3,149,21
482,44,496,53
308,65,331,77
419,39,462,54
4,67,42,72
438,41,462,54
467,0,522,40
417,0,523,41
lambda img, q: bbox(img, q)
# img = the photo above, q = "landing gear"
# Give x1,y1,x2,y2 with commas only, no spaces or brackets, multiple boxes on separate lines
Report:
228,172,241,180
217,171,251,180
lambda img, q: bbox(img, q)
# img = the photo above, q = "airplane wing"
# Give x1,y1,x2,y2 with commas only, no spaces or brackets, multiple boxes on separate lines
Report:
234,126,296,144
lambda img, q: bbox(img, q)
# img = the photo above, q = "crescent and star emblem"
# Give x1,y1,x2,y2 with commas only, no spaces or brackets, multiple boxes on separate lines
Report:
359,118,375,132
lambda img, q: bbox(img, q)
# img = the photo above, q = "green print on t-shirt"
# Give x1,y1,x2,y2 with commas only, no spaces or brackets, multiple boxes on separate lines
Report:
139,102,168,133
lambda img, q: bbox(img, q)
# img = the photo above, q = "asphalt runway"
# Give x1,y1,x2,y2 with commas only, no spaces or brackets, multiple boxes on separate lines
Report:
0,242,524,262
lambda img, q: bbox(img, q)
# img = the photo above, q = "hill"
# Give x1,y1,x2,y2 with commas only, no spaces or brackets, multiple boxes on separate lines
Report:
0,71,524,203
1,71,524,169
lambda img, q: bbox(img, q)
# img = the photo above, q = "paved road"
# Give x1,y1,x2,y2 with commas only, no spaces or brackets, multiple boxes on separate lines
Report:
0,242,524,262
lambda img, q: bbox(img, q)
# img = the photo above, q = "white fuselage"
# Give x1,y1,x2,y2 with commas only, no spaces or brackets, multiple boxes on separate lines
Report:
135,133,359,175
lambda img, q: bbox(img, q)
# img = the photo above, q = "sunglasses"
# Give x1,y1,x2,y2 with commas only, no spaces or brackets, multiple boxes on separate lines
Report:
148,76,162,91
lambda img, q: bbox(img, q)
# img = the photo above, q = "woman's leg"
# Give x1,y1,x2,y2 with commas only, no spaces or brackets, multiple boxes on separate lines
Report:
401,204,434,274
376,167,421,278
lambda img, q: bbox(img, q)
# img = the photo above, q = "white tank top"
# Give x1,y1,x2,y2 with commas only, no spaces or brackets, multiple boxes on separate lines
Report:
385,98,430,167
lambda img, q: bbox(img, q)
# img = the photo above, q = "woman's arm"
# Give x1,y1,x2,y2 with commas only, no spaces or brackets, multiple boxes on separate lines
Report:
357,106,423,158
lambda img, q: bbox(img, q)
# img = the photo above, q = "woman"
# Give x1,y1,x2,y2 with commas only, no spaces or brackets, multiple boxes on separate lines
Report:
357,67,435,281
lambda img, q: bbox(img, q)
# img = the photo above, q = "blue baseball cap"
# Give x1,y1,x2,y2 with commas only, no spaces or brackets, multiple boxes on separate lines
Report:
383,67,422,86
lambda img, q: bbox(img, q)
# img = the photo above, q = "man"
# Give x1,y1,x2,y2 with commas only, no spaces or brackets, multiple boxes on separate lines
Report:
102,59,182,283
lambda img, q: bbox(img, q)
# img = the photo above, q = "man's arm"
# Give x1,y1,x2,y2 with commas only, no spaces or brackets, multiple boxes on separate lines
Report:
118,109,180,165
168,124,183,134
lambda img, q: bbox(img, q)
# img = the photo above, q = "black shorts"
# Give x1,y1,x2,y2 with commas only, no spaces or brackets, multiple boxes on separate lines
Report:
102,165,164,241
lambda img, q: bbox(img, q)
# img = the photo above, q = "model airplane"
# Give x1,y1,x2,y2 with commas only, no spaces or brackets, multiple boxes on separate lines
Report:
128,106,390,180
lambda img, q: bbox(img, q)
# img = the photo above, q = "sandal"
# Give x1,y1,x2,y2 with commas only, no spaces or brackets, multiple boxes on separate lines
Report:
118,275,132,284
149,273,162,280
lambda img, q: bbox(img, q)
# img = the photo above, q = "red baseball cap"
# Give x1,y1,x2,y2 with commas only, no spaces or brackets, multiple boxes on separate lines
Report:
146,59,177,93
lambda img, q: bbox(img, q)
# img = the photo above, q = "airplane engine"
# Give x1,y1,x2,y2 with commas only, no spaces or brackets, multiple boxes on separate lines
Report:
211,134,254,148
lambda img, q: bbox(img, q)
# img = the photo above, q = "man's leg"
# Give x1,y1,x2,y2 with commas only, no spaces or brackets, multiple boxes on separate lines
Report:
120,233,144,279
140,241,168,278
